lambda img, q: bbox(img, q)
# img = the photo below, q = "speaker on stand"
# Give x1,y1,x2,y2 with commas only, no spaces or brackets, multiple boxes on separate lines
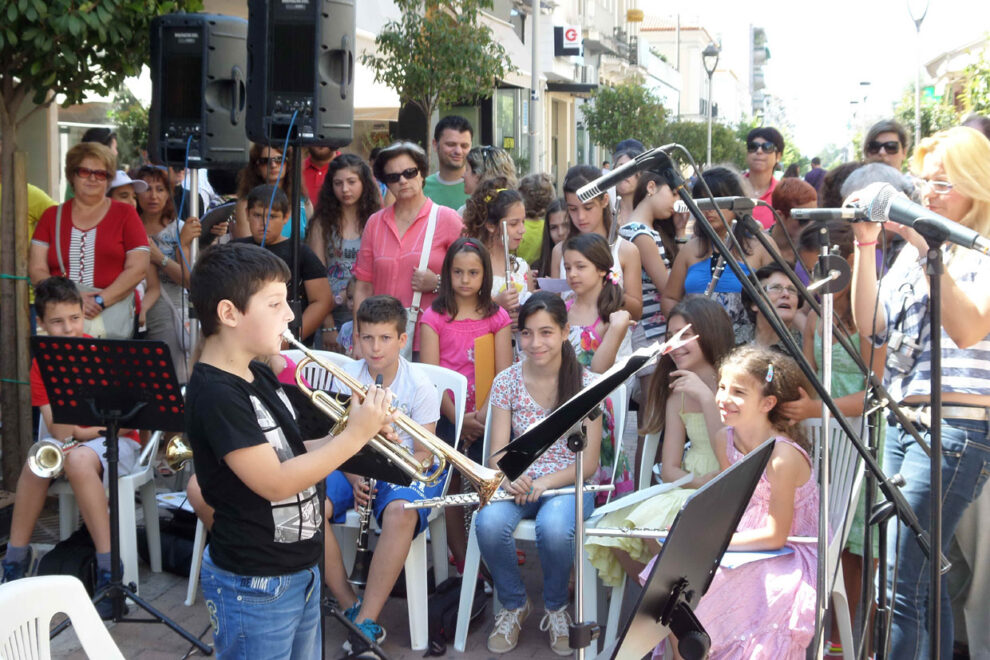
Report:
246,0,356,334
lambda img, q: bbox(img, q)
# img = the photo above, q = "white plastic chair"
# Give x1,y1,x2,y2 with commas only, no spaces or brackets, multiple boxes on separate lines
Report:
453,383,627,653
186,352,467,653
0,575,125,659
46,424,163,594
805,415,865,660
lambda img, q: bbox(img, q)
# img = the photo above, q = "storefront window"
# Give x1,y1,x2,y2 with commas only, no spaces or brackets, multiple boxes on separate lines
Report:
494,88,529,175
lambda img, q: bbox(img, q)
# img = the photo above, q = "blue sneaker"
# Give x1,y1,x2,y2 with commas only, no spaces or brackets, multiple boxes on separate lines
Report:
1,546,37,584
94,566,128,620
343,599,362,622
343,618,386,656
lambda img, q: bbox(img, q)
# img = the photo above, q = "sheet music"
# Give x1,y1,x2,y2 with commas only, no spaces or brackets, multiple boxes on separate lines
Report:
588,473,694,520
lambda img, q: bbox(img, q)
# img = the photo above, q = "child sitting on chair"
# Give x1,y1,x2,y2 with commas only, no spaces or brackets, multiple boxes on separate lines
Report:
1,277,142,619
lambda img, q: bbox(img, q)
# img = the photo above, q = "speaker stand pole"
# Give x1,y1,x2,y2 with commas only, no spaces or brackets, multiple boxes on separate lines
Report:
288,145,303,334
187,167,200,367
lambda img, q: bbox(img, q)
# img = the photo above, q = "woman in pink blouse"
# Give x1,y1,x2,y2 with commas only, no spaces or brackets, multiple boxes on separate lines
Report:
351,142,463,354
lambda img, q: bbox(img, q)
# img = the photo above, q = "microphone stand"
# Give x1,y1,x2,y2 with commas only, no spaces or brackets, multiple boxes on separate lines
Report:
652,149,945,636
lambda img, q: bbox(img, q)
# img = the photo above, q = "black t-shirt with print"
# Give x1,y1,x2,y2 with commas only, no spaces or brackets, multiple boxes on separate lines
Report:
233,237,326,343
186,360,323,575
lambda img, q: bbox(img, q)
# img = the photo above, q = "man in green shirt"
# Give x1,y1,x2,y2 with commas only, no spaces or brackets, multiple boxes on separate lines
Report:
422,115,472,210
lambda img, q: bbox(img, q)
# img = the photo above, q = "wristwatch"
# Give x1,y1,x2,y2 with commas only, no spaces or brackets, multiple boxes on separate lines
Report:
94,295,106,310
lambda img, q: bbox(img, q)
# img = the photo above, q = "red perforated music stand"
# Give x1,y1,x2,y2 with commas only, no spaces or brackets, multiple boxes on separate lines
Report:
30,336,211,655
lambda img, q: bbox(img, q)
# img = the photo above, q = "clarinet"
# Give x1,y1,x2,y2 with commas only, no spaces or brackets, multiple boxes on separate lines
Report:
502,220,516,291
348,477,375,588
705,218,737,296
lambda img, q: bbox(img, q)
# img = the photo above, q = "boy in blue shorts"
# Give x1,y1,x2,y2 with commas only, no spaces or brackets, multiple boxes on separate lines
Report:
1,277,142,619
322,295,442,654
185,242,393,659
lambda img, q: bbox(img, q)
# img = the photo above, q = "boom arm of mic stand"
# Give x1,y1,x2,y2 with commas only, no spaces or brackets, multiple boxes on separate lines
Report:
669,177,944,568
737,210,931,458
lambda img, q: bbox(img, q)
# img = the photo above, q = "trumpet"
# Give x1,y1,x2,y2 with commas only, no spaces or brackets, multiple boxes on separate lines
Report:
28,437,80,479
282,330,505,507
164,434,194,472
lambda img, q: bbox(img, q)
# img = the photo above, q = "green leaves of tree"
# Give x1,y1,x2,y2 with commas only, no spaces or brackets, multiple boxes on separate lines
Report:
582,76,667,152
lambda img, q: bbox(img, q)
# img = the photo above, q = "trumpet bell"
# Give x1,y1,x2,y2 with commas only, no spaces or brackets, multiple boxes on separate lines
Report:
165,435,194,472
28,439,68,479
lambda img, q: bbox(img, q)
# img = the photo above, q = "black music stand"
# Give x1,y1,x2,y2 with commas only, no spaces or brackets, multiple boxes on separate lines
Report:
599,439,776,660
31,336,212,655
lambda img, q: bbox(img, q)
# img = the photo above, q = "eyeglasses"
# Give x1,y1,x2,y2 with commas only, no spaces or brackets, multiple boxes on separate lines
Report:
866,140,901,155
254,156,283,167
747,142,777,154
920,179,954,194
764,283,798,296
381,167,420,184
74,166,111,182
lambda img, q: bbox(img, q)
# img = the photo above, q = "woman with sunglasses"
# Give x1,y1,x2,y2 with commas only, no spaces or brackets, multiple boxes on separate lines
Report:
848,126,990,660
352,142,464,356
744,126,785,229
863,119,909,172
29,142,149,338
231,142,311,240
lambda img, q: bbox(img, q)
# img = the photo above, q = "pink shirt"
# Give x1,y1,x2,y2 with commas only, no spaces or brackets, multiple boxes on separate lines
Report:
421,306,511,411
745,173,778,230
352,199,463,349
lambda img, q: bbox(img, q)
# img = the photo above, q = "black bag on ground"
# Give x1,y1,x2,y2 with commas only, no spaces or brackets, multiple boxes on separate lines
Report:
137,508,199,578
36,526,96,596
424,575,488,657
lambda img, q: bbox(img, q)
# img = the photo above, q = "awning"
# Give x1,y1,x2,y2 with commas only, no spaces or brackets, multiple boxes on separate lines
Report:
546,81,598,94
355,30,401,122
482,14,531,89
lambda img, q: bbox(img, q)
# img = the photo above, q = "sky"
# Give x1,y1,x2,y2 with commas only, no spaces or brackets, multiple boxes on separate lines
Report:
668,0,990,155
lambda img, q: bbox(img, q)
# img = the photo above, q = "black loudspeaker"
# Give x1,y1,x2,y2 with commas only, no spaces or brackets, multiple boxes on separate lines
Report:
246,0,355,147
149,14,249,167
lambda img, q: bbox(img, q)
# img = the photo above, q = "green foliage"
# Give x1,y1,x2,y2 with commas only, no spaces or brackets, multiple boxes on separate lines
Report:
108,87,148,170
894,83,959,144
963,49,990,115
661,120,747,170
362,0,515,139
0,0,202,113
582,77,666,152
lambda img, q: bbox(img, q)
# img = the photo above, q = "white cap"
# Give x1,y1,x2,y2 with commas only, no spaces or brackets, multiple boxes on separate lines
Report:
109,170,148,193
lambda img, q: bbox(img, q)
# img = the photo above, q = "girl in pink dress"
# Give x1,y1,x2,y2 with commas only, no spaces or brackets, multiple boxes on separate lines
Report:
641,345,819,659
419,237,512,570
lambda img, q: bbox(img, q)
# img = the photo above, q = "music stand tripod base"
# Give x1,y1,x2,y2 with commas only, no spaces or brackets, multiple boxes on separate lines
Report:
31,336,212,655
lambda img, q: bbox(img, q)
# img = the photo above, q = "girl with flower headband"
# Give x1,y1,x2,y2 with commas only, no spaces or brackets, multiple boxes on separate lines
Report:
462,177,531,327
644,345,818,659
562,232,634,499
419,236,513,571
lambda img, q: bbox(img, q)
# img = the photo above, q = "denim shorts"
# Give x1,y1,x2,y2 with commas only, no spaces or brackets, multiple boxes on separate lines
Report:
200,548,321,660
324,468,447,536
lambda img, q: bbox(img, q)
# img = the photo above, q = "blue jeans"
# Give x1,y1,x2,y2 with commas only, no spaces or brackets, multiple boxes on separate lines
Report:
884,417,990,659
475,491,594,611
200,548,322,660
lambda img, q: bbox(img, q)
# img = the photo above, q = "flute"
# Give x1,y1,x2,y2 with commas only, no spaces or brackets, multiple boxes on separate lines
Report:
502,219,515,291
404,483,614,510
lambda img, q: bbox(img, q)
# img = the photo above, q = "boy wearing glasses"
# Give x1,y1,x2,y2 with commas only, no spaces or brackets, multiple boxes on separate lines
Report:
744,126,785,229
863,119,909,171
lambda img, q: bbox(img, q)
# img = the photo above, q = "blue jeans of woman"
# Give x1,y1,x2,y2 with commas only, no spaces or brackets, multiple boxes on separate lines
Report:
475,491,595,612
200,548,322,660
884,417,990,659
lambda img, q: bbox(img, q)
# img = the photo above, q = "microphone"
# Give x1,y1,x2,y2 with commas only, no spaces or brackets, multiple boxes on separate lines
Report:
576,146,676,202
673,197,759,214
791,207,870,222
863,182,990,255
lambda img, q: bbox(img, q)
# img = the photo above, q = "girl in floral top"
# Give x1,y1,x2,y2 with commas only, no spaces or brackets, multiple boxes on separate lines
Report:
475,291,602,656
562,233,633,499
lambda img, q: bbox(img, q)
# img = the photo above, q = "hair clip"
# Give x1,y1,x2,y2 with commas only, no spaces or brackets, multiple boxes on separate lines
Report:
606,268,621,285
765,363,775,383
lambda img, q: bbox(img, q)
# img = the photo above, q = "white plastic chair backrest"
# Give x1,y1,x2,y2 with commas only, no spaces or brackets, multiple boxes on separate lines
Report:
802,416,865,548
283,348,355,392
413,363,468,451
0,575,125,660
602,383,627,505
639,431,661,490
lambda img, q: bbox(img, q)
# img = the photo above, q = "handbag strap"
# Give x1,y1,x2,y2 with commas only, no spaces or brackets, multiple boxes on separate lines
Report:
409,201,440,314
54,202,67,276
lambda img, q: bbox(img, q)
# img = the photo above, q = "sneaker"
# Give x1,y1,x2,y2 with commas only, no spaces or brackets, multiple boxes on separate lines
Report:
487,599,532,654
94,567,128,620
540,606,573,656
1,546,37,583
342,598,362,623
342,618,386,656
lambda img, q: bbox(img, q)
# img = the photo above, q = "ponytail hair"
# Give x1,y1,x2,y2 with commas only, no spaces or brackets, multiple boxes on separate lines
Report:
719,345,809,453
640,296,735,434
462,176,524,248
562,233,623,320
517,291,583,407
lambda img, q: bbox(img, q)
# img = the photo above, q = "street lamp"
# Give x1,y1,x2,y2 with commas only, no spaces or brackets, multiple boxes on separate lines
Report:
907,0,930,148
702,43,720,167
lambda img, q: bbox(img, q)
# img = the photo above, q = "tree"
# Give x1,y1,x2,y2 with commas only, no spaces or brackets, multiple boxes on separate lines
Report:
362,0,515,156
894,83,959,145
582,76,666,152
963,49,990,116
108,87,149,171
662,120,747,171
0,0,201,487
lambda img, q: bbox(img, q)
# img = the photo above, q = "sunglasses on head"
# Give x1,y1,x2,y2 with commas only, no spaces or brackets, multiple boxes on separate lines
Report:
381,167,420,184
75,166,111,182
866,140,900,155
747,141,777,154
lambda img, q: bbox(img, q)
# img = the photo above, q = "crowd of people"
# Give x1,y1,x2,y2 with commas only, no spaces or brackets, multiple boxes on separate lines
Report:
2,112,990,660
